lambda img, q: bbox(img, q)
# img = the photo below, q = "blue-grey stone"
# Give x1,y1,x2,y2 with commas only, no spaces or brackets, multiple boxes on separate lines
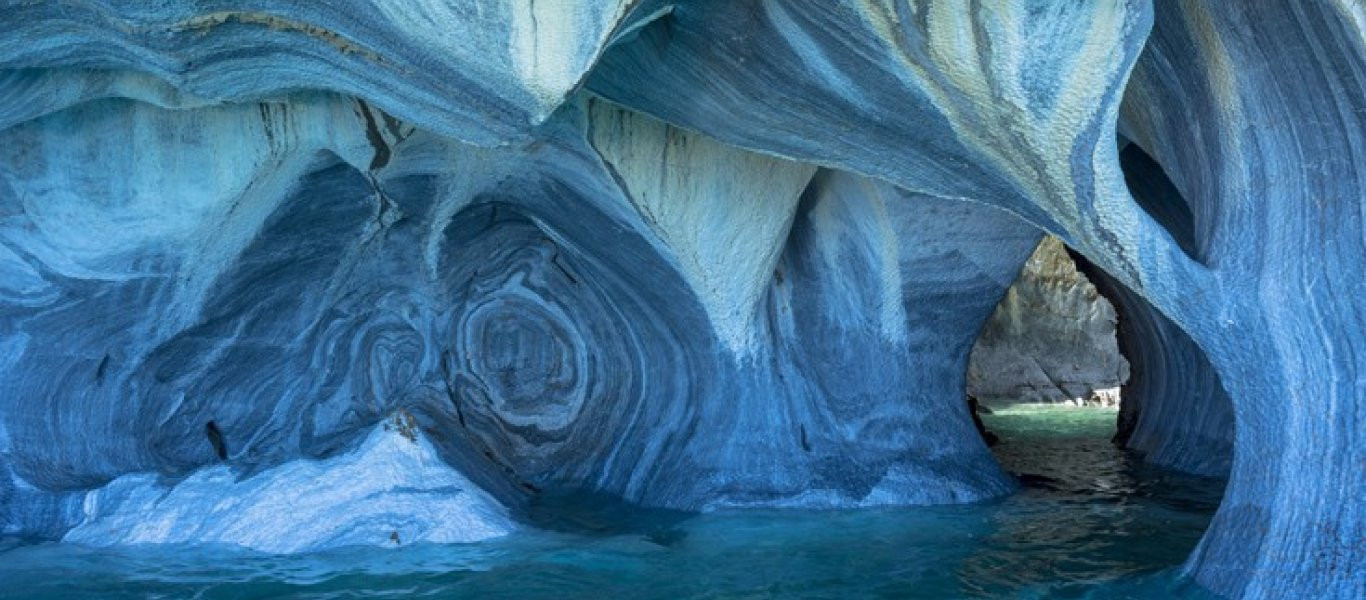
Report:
0,1,1362,598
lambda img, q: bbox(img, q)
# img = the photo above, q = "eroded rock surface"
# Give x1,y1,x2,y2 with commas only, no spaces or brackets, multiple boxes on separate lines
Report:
0,2,1361,598
0,93,1035,549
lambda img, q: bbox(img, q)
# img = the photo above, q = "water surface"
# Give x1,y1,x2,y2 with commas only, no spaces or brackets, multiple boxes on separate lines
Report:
0,406,1227,599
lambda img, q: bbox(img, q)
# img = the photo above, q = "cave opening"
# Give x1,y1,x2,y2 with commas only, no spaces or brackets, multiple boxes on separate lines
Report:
965,137,1235,478
965,231,1136,495
959,231,1231,591
967,235,1129,412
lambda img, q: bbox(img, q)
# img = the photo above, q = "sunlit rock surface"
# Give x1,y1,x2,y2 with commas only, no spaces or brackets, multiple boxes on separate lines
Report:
967,236,1129,406
0,1,1362,598
65,417,514,552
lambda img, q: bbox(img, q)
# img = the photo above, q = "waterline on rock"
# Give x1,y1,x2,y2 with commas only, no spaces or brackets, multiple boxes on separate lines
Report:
0,407,1225,599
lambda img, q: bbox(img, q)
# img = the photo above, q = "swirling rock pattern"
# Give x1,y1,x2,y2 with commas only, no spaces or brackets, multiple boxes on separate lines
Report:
0,93,1034,530
1071,249,1233,478
592,3,1363,597
0,1,1362,598
0,0,647,141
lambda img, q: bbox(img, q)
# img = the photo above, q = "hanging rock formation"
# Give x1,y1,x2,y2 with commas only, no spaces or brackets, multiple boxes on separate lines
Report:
0,1,1361,598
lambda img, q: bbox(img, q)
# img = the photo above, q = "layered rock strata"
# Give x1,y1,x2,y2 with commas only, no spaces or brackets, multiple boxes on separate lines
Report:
0,2,1360,598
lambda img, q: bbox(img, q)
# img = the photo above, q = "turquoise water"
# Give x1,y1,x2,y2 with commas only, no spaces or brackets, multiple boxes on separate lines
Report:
0,407,1226,599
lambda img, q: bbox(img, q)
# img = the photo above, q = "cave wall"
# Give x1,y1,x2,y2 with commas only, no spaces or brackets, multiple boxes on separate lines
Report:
0,1,1361,598
1114,4,1366,597
589,2,1363,597
1070,248,1233,479
0,89,1041,546
967,236,1130,406
1065,144,1235,479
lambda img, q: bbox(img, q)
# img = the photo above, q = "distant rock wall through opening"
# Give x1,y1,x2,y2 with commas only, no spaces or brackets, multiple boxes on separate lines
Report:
967,236,1130,408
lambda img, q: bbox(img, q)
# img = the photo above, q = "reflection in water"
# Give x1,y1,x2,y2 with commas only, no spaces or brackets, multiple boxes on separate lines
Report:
960,406,1226,597
0,407,1227,599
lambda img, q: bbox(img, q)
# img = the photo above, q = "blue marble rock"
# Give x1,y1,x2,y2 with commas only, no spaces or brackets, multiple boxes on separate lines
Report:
65,417,514,552
0,90,1035,534
0,1,1362,599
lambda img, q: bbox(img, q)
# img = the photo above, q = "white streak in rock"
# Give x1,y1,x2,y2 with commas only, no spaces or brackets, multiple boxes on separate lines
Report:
587,99,816,355
64,421,513,553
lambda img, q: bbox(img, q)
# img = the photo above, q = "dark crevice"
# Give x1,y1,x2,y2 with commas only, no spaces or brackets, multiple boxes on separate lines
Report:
204,421,227,461
1118,142,1204,263
355,99,391,171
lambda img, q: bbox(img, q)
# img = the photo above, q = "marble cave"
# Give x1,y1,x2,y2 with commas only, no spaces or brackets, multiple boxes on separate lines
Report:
0,2,1361,598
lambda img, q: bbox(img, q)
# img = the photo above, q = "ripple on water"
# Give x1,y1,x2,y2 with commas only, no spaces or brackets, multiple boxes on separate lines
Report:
0,406,1226,599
